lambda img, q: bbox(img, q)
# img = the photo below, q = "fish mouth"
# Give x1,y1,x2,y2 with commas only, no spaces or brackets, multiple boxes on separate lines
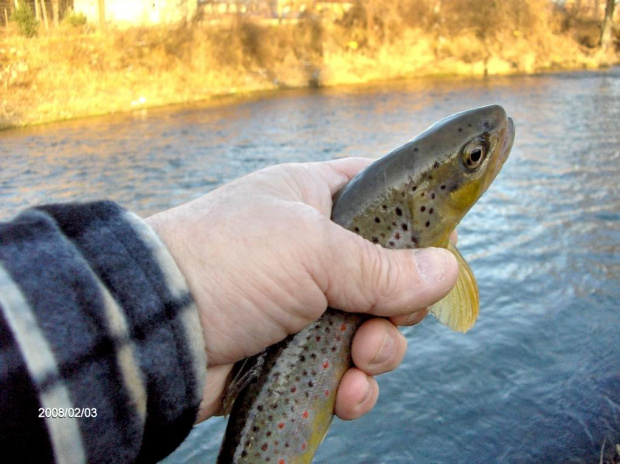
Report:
500,117,515,163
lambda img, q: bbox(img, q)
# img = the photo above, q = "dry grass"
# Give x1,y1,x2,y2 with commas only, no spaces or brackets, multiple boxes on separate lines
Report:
0,9,617,129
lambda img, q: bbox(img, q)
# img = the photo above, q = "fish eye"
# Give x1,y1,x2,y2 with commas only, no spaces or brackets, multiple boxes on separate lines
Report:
462,139,488,171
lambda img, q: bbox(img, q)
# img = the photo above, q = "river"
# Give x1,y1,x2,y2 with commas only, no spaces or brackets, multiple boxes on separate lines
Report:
1,68,619,463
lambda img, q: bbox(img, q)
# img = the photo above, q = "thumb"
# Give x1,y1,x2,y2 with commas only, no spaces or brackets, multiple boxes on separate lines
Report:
316,225,459,317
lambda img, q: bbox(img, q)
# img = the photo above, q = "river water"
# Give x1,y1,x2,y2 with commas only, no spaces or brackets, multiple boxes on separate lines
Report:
1,68,619,463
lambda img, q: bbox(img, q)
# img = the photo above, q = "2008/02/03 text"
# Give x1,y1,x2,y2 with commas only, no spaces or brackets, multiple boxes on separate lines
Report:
39,408,97,418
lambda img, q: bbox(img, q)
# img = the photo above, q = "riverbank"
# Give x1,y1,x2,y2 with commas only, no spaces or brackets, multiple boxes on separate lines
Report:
1,11,618,130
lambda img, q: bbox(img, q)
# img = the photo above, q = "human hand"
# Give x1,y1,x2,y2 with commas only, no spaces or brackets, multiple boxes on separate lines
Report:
146,158,458,423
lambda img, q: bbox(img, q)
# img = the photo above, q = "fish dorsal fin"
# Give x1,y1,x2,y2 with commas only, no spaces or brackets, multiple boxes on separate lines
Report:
429,242,479,333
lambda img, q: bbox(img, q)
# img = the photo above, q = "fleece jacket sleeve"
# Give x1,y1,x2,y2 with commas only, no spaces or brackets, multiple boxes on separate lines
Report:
0,201,207,464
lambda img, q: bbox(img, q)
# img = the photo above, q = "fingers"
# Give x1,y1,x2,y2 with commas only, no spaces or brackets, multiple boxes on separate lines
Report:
390,307,429,326
351,318,407,376
318,227,459,318
334,368,379,420
450,229,458,244
195,364,233,423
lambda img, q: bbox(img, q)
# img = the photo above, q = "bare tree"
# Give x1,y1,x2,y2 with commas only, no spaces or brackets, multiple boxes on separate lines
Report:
52,0,59,26
599,0,616,49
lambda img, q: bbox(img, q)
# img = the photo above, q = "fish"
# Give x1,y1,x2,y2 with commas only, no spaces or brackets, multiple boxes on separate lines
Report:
217,104,515,463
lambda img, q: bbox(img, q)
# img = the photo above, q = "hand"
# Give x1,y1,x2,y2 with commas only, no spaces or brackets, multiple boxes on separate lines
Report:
146,158,458,423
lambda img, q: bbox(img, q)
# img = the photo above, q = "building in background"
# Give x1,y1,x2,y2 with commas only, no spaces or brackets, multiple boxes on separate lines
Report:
73,0,198,26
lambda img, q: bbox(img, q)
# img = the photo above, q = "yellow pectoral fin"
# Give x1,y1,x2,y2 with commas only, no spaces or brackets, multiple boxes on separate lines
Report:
429,242,479,333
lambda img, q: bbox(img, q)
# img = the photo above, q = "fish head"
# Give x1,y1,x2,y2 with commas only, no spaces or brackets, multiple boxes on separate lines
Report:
333,104,515,250
409,104,515,247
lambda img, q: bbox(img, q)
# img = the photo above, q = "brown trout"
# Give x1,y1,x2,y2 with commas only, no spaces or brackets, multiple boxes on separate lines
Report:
217,105,515,463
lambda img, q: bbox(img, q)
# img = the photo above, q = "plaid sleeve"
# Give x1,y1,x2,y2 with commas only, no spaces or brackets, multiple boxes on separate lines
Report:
0,201,207,464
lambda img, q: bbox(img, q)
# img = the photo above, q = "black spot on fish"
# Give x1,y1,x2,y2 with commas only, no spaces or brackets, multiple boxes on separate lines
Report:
450,183,459,192
285,443,290,448
380,233,386,238
395,232,400,239
371,237,379,244
262,443,268,451
431,193,436,199
253,426,260,432
421,193,425,197
241,451,248,458
429,208,434,214
295,376,300,381
411,236,418,244
429,175,433,180
468,123,472,127
414,147,419,153
258,405,264,411
440,185,446,190
303,370,308,376
382,205,387,210
458,127,463,132
401,223,408,231
389,241,395,247
375,217,381,223
425,221,430,227
420,206,426,212
354,227,360,233
266,431,272,437
311,353,317,359
300,355,305,362
483,120,491,130
433,161,440,168
396,207,402,216
272,403,278,409
412,185,417,191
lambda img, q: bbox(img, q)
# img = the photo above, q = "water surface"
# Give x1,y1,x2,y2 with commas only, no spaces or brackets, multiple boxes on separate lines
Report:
1,69,619,463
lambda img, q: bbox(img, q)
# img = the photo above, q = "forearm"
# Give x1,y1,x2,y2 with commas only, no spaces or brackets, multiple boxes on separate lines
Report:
0,201,206,463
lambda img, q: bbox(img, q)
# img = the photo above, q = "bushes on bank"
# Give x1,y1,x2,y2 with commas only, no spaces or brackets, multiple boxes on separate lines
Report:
10,1,39,38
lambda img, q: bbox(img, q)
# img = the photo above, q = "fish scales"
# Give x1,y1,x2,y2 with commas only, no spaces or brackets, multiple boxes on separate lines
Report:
218,310,361,463
218,105,515,463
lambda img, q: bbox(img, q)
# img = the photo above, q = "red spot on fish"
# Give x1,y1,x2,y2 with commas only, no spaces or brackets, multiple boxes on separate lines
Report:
278,422,285,429
301,443,307,451
291,386,296,393
340,323,347,332
302,410,309,419
279,460,286,464
323,361,329,369
316,335,321,341
262,443,268,451
325,389,330,397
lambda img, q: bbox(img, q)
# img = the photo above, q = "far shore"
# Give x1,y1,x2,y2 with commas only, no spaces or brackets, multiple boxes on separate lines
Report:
1,15,618,130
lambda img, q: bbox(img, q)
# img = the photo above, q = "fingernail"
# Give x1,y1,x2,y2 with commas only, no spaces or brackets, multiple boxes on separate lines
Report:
403,309,427,326
413,248,450,282
359,376,371,405
371,331,394,366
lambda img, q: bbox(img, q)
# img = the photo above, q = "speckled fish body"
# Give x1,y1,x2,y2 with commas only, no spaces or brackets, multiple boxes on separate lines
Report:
217,105,515,463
